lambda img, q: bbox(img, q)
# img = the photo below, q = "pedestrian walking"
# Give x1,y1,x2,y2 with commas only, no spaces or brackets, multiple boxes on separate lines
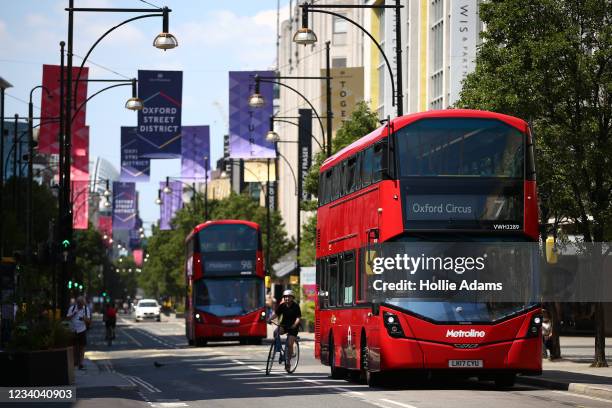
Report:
542,309,553,359
66,296,91,370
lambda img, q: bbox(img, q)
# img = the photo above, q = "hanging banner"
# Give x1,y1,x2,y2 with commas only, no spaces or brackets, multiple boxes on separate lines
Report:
72,180,89,230
39,64,89,154
129,217,143,249
133,249,144,267
159,181,182,230
298,109,312,202
71,126,89,181
181,125,210,181
112,182,137,230
97,215,113,238
449,0,479,105
121,126,150,182
320,67,364,134
228,70,276,159
137,70,182,158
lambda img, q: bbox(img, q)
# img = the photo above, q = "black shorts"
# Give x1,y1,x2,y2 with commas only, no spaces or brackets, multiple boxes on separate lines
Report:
75,331,87,347
105,318,116,328
280,326,299,337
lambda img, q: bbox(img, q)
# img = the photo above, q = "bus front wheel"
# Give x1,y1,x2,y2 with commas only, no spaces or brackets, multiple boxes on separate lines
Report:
494,373,516,388
360,335,381,387
329,335,346,379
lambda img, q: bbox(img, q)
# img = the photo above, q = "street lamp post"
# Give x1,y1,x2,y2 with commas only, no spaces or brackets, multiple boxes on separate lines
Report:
295,1,404,116
27,85,52,260
250,64,332,157
59,1,177,312
0,77,12,257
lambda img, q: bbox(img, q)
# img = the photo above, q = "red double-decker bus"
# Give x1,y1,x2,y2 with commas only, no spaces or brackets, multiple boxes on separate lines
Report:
185,220,266,346
315,109,541,387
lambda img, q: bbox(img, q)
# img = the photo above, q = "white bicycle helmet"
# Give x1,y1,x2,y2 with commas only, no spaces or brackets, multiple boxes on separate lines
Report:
282,289,295,298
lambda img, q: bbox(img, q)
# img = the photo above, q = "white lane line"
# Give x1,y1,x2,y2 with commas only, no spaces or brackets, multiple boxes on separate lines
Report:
122,327,144,347
380,399,418,408
248,365,263,371
127,375,162,393
551,390,612,403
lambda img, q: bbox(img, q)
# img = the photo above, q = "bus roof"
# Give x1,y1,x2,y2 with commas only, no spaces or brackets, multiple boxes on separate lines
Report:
320,109,529,173
185,219,260,243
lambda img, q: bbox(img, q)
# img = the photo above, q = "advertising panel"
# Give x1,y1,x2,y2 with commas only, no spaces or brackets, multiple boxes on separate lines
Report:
121,127,151,182
112,182,137,230
39,64,89,154
181,125,210,181
137,70,182,158
228,70,275,159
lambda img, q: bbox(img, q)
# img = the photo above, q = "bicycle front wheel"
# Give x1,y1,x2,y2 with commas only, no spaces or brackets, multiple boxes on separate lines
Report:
285,341,299,373
265,341,276,375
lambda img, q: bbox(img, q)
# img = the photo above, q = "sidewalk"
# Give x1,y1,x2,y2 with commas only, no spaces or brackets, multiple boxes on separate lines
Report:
517,336,612,400
74,358,136,391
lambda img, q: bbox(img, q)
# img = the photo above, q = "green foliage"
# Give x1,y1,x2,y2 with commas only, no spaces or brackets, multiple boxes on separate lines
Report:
301,300,315,325
456,0,612,243
73,225,109,295
8,307,72,352
300,102,380,265
140,192,294,300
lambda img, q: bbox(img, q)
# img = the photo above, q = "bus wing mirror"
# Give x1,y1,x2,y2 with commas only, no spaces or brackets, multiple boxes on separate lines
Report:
371,302,380,316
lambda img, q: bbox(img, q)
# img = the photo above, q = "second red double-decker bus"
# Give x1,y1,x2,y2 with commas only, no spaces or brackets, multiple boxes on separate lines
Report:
315,109,541,387
185,220,266,346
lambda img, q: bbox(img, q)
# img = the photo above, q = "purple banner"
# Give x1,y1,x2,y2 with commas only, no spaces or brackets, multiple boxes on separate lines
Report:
121,127,151,182
137,70,183,158
181,126,210,181
129,217,143,249
229,70,276,159
112,182,137,230
159,181,182,230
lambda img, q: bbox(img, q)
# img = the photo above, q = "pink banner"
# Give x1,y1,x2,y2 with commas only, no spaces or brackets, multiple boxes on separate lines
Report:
133,249,144,267
71,126,89,181
72,180,89,230
39,64,89,154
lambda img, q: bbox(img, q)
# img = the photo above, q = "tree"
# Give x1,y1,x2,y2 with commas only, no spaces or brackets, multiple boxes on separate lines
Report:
300,101,380,265
73,225,109,296
140,192,294,300
456,0,611,366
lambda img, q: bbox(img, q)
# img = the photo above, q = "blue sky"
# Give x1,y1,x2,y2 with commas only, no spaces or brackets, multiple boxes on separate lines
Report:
1,0,290,230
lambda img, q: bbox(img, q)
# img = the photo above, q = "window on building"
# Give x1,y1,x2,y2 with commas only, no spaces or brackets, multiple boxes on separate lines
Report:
332,57,347,68
429,0,444,110
333,15,348,45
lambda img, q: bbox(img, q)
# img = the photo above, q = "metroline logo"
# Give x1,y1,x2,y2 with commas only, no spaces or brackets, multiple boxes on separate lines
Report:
446,329,486,338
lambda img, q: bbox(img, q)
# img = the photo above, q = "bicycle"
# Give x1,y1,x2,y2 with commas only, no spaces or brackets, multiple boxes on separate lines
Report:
266,321,300,375
105,320,116,346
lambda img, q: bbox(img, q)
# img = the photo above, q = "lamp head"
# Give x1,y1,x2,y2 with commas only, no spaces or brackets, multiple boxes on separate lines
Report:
155,197,162,205
125,97,144,111
266,130,280,142
153,8,178,50
293,27,317,45
248,93,265,108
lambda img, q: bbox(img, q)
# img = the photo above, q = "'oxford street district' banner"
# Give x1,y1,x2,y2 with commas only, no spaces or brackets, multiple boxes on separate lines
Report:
121,127,151,182
112,182,137,230
137,70,183,158
228,70,276,159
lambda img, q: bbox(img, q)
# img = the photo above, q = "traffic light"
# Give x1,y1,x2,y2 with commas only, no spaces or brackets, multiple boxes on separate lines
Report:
68,280,73,289
102,291,108,297
78,284,83,290
61,240,71,250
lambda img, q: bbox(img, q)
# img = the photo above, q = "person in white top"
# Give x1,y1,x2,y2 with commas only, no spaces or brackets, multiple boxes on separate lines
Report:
66,296,91,370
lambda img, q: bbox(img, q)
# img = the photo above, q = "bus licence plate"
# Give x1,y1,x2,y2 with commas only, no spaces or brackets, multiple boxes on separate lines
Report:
448,360,483,368
223,332,239,337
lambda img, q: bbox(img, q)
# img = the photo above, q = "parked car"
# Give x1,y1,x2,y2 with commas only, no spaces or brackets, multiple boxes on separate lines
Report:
134,299,161,322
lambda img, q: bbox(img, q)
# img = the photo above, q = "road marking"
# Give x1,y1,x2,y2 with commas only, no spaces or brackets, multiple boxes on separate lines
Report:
122,328,144,347
551,390,612,403
125,374,162,393
248,365,263,371
380,399,419,408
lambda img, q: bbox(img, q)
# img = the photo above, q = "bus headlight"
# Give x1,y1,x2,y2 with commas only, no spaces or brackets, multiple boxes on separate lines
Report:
526,314,542,338
260,311,266,320
195,313,204,323
383,312,404,338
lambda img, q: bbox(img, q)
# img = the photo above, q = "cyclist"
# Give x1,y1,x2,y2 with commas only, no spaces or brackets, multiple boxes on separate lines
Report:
103,302,117,343
268,289,301,367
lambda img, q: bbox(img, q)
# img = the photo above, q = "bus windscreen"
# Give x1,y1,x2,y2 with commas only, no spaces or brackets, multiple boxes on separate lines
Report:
193,277,264,317
396,118,524,178
198,224,258,253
